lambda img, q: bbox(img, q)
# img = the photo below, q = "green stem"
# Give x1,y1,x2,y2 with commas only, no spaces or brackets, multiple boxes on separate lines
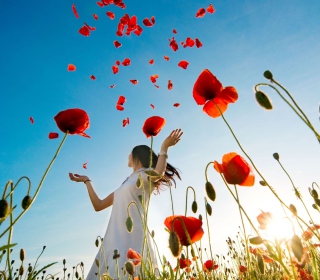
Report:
204,198,213,262
6,182,14,280
169,186,175,215
184,186,196,216
204,162,214,182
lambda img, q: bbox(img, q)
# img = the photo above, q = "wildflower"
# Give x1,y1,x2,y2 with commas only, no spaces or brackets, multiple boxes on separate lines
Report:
302,230,313,241
127,248,142,265
239,265,247,273
178,258,191,270
142,116,166,138
203,260,218,272
256,211,274,230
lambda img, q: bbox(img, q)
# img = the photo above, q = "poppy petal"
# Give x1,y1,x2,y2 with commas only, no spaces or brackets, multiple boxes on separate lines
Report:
203,99,228,118
185,37,195,47
216,86,238,104
178,60,189,69
173,28,177,34
123,118,130,127
213,161,223,173
110,84,116,88
67,64,76,71
168,80,173,90
112,65,119,74
84,22,96,31
78,25,90,36
115,60,120,65
169,37,178,52
83,162,88,169
117,95,126,105
116,104,124,111
196,8,206,18
130,79,138,85
195,38,202,48
122,58,131,66
173,103,180,107
149,59,154,65
72,4,79,19
96,1,104,7
106,11,115,20
150,104,155,109
151,16,155,24
239,173,255,187
164,56,170,61
93,14,98,20
150,74,159,83
30,117,34,124
190,228,204,244
48,132,59,139
207,4,215,14
90,75,96,80
114,40,122,48
143,18,153,27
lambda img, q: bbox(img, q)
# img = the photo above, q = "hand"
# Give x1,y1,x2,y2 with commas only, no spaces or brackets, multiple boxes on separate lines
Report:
161,129,183,150
69,172,89,183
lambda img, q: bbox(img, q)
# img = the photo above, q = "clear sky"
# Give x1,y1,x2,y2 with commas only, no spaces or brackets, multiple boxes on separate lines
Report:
1,0,320,277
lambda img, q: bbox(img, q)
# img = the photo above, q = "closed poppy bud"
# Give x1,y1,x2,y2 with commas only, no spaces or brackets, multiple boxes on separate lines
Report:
151,230,155,238
289,204,297,216
257,254,265,275
80,262,83,267
95,239,99,247
249,236,263,245
273,153,279,160
259,180,267,186
75,271,79,278
205,181,216,201
138,195,143,204
191,248,196,258
22,196,32,210
124,261,135,275
95,259,99,267
136,175,142,188
169,231,181,257
206,202,212,216
63,259,66,265
255,91,273,110
199,214,202,221
263,70,273,80
126,216,133,232
20,249,25,261
191,201,198,213
312,204,319,210
28,266,32,272
0,199,9,219
291,234,303,262
19,265,24,276
314,198,320,207
309,188,318,199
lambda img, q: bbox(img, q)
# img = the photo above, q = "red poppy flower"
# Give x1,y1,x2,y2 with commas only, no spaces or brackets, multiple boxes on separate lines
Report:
207,4,215,14
150,74,159,83
110,84,116,88
168,80,173,90
256,211,274,230
213,152,254,186
196,8,206,18
164,215,204,246
123,118,130,127
106,11,115,19
79,25,90,36
173,103,180,107
48,132,59,139
114,40,122,48
169,37,178,52
127,248,142,266
143,18,153,27
195,38,202,48
150,104,155,109
130,79,138,85
193,69,238,118
178,60,189,69
203,260,218,272
54,108,90,138
142,116,166,138
29,117,34,124
90,75,96,80
239,265,247,273
149,59,154,65
72,4,79,18
179,258,191,269
83,161,88,169
164,56,170,61
67,64,76,71
122,58,131,66
115,60,120,66
173,28,177,34
93,14,98,20
112,65,119,74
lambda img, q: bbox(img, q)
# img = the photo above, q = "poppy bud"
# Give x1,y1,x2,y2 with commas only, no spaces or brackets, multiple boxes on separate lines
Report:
28,266,32,272
206,202,212,216
20,249,25,261
291,234,303,262
21,196,32,210
124,261,135,275
181,253,186,260
259,180,267,186
257,254,265,275
95,259,99,267
191,248,195,258
136,175,142,189
95,239,99,247
151,230,155,238
273,153,279,160
138,195,143,205
198,214,202,221
63,259,66,265
126,216,133,233
249,236,263,245
310,188,318,199
191,201,198,213
312,204,319,210
255,91,273,110
75,271,79,279
314,198,320,207
169,231,181,257
263,70,273,80
0,199,9,219
205,182,216,202
80,262,83,267
289,204,297,216
113,249,120,259
18,265,24,276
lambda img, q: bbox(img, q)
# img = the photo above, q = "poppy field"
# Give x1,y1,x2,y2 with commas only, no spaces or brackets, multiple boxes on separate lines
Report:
1,1,320,280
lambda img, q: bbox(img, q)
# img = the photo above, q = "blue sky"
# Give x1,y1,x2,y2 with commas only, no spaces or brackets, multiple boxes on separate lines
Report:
1,0,320,277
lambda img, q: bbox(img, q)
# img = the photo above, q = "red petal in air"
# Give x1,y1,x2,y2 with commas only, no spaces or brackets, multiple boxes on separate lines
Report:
207,4,215,14
112,65,119,74
133,25,143,36
130,79,138,85
48,132,59,139
106,11,115,20
116,60,120,65
168,80,173,90
150,104,155,109
90,75,96,80
116,104,124,111
122,58,131,66
196,8,206,18
67,64,76,71
117,95,126,105
169,37,178,52
78,25,90,36
195,38,203,48
72,4,79,19
173,28,177,34
150,74,159,83
123,118,130,127
84,22,96,30
185,37,195,47
178,60,189,69
96,1,104,7
143,18,153,27
110,84,116,88
93,14,98,20
173,103,180,107
83,162,88,169
149,59,154,65
154,84,159,89
29,117,34,124
151,16,155,24
164,56,169,61
114,40,122,48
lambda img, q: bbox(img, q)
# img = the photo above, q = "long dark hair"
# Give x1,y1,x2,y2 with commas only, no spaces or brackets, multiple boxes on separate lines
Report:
131,145,181,190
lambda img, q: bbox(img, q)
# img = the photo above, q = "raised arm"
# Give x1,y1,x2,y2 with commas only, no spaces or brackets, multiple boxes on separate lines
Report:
69,173,114,212
154,129,183,176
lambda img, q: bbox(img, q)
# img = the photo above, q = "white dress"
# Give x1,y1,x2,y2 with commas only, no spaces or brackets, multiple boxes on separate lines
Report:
86,167,158,280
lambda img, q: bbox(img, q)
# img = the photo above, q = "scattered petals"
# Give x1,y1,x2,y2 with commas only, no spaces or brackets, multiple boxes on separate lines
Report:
115,60,120,66
173,103,180,107
133,25,143,36
168,80,173,90
112,65,119,74
143,18,153,27
149,59,154,65
110,84,116,88
185,37,195,47
130,79,138,85
96,1,104,7
151,16,155,25
150,104,155,109
150,74,159,83
72,4,79,19
114,40,122,48
207,4,215,14
123,117,130,127
93,14,98,20
178,60,189,69
196,8,206,18
117,95,126,105
169,37,178,52
122,58,131,66
83,162,88,169
67,64,76,71
195,38,203,48
164,56,170,61
48,132,59,139
106,11,115,20
84,22,96,31
29,117,34,124
173,28,177,34
90,75,96,80
79,25,90,36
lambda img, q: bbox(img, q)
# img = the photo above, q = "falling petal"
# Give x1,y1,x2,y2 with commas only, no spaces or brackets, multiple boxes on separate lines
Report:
133,25,143,36
96,1,104,7
122,58,131,66
173,103,180,107
196,8,206,18
78,25,90,36
164,56,170,61
150,104,155,109
116,104,124,111
143,18,153,27
90,75,96,80
106,11,115,20
150,74,159,83
48,132,59,139
123,117,130,127
178,60,189,69
67,64,76,71
207,4,215,13
112,65,119,74
117,95,126,105
169,37,178,52
116,60,120,65
130,79,138,85
195,38,203,48
154,84,160,89
149,59,154,65
93,14,98,20
173,28,177,34
84,22,96,30
29,117,34,124
83,162,88,169
114,40,122,48
168,80,173,90
110,84,116,88
185,37,195,47
151,16,155,25
72,4,79,19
